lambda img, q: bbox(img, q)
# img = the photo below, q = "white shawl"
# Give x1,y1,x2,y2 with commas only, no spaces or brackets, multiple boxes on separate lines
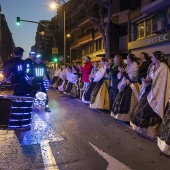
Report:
125,62,139,83
66,71,78,84
93,65,107,82
59,69,67,80
147,63,170,119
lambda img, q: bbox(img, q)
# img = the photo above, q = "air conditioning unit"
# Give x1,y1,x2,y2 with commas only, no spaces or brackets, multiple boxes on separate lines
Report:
152,20,165,33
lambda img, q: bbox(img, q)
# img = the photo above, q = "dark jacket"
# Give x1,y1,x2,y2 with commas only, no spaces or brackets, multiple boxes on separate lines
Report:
31,62,50,84
138,60,150,84
24,58,34,77
107,64,120,91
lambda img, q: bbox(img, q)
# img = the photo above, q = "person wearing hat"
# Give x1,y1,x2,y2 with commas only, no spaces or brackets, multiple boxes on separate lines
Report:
24,51,36,77
3,47,31,96
31,54,51,112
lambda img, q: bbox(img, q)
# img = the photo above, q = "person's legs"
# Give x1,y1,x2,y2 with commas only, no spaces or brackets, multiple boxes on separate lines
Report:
41,83,51,112
83,82,89,91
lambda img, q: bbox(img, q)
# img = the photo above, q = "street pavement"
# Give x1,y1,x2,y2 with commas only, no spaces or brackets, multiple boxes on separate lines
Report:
0,88,170,170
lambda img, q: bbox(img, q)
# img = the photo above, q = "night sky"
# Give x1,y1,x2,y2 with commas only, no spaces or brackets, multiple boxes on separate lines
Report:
0,0,57,59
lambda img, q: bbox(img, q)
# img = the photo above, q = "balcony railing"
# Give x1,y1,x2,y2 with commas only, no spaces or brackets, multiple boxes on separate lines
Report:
78,32,93,45
70,41,79,49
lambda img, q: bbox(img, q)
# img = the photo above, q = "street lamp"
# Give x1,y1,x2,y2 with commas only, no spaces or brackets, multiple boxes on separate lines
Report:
49,2,66,65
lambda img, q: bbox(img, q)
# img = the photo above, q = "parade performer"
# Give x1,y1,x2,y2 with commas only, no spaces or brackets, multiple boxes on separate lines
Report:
31,54,51,112
3,47,31,96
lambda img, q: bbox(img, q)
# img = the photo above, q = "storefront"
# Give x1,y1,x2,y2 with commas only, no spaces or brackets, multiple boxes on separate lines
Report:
128,31,170,65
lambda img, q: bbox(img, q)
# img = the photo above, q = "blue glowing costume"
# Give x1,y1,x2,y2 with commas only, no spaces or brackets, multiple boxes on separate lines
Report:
31,62,51,108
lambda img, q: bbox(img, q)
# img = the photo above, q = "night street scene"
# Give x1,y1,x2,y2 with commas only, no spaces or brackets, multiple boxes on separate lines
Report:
0,0,170,170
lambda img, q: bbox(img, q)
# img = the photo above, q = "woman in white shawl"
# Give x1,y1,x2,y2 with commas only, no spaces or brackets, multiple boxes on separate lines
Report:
90,58,110,110
111,54,140,122
130,51,170,139
58,65,68,92
64,65,79,95
82,62,99,103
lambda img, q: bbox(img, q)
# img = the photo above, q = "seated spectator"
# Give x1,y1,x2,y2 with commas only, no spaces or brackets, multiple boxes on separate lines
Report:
52,65,61,86
64,65,79,94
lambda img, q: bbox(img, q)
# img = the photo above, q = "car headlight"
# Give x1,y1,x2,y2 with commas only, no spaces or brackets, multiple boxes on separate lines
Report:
0,73,4,78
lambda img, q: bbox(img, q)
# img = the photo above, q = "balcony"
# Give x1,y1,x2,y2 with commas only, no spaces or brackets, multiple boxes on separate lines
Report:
77,16,100,28
70,41,79,49
94,30,102,40
78,32,93,45
141,0,170,14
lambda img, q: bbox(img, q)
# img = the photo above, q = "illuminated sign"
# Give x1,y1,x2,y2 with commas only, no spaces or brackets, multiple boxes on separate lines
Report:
128,31,170,49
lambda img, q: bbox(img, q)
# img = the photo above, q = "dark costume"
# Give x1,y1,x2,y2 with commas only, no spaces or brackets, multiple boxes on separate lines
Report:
138,60,150,84
24,58,34,77
107,64,120,110
3,57,30,96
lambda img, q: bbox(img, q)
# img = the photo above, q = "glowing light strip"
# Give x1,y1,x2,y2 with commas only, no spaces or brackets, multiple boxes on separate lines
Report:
12,100,32,102
8,124,31,128
11,107,33,108
9,119,30,121
10,113,30,115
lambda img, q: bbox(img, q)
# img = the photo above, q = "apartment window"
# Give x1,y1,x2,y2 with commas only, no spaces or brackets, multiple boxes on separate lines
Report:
137,21,144,39
146,18,152,36
96,40,99,51
130,0,141,11
96,38,103,51
120,0,130,12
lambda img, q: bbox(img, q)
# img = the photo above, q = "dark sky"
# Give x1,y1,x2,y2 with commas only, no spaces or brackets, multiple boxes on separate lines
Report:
0,0,57,59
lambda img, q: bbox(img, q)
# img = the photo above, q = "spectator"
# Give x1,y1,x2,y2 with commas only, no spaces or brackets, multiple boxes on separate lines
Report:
107,54,124,110
138,52,150,84
130,51,170,138
90,58,110,110
111,54,140,122
82,62,99,103
78,56,93,91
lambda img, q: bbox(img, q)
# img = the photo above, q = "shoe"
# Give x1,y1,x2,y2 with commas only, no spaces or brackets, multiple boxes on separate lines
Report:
45,107,51,112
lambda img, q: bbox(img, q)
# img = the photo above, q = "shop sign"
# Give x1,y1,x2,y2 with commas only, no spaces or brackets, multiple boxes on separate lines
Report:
52,47,58,54
128,31,170,49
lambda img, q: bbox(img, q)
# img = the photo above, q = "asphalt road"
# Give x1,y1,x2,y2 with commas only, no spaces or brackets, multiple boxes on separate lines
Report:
0,88,170,170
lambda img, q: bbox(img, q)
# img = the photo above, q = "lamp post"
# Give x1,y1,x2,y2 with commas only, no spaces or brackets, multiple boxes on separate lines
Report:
49,1,67,65
63,10,66,65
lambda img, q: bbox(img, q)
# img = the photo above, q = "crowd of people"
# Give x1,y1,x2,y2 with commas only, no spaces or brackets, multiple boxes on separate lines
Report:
2,47,170,156
2,47,51,112
52,51,170,156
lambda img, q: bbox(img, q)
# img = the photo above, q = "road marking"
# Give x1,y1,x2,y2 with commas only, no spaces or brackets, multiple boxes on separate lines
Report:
89,142,131,170
21,114,64,170
40,141,59,170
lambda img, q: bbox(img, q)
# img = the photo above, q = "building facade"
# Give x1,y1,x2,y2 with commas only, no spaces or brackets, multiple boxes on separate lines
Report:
128,0,170,65
35,20,54,62
0,7,15,63
52,0,131,66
